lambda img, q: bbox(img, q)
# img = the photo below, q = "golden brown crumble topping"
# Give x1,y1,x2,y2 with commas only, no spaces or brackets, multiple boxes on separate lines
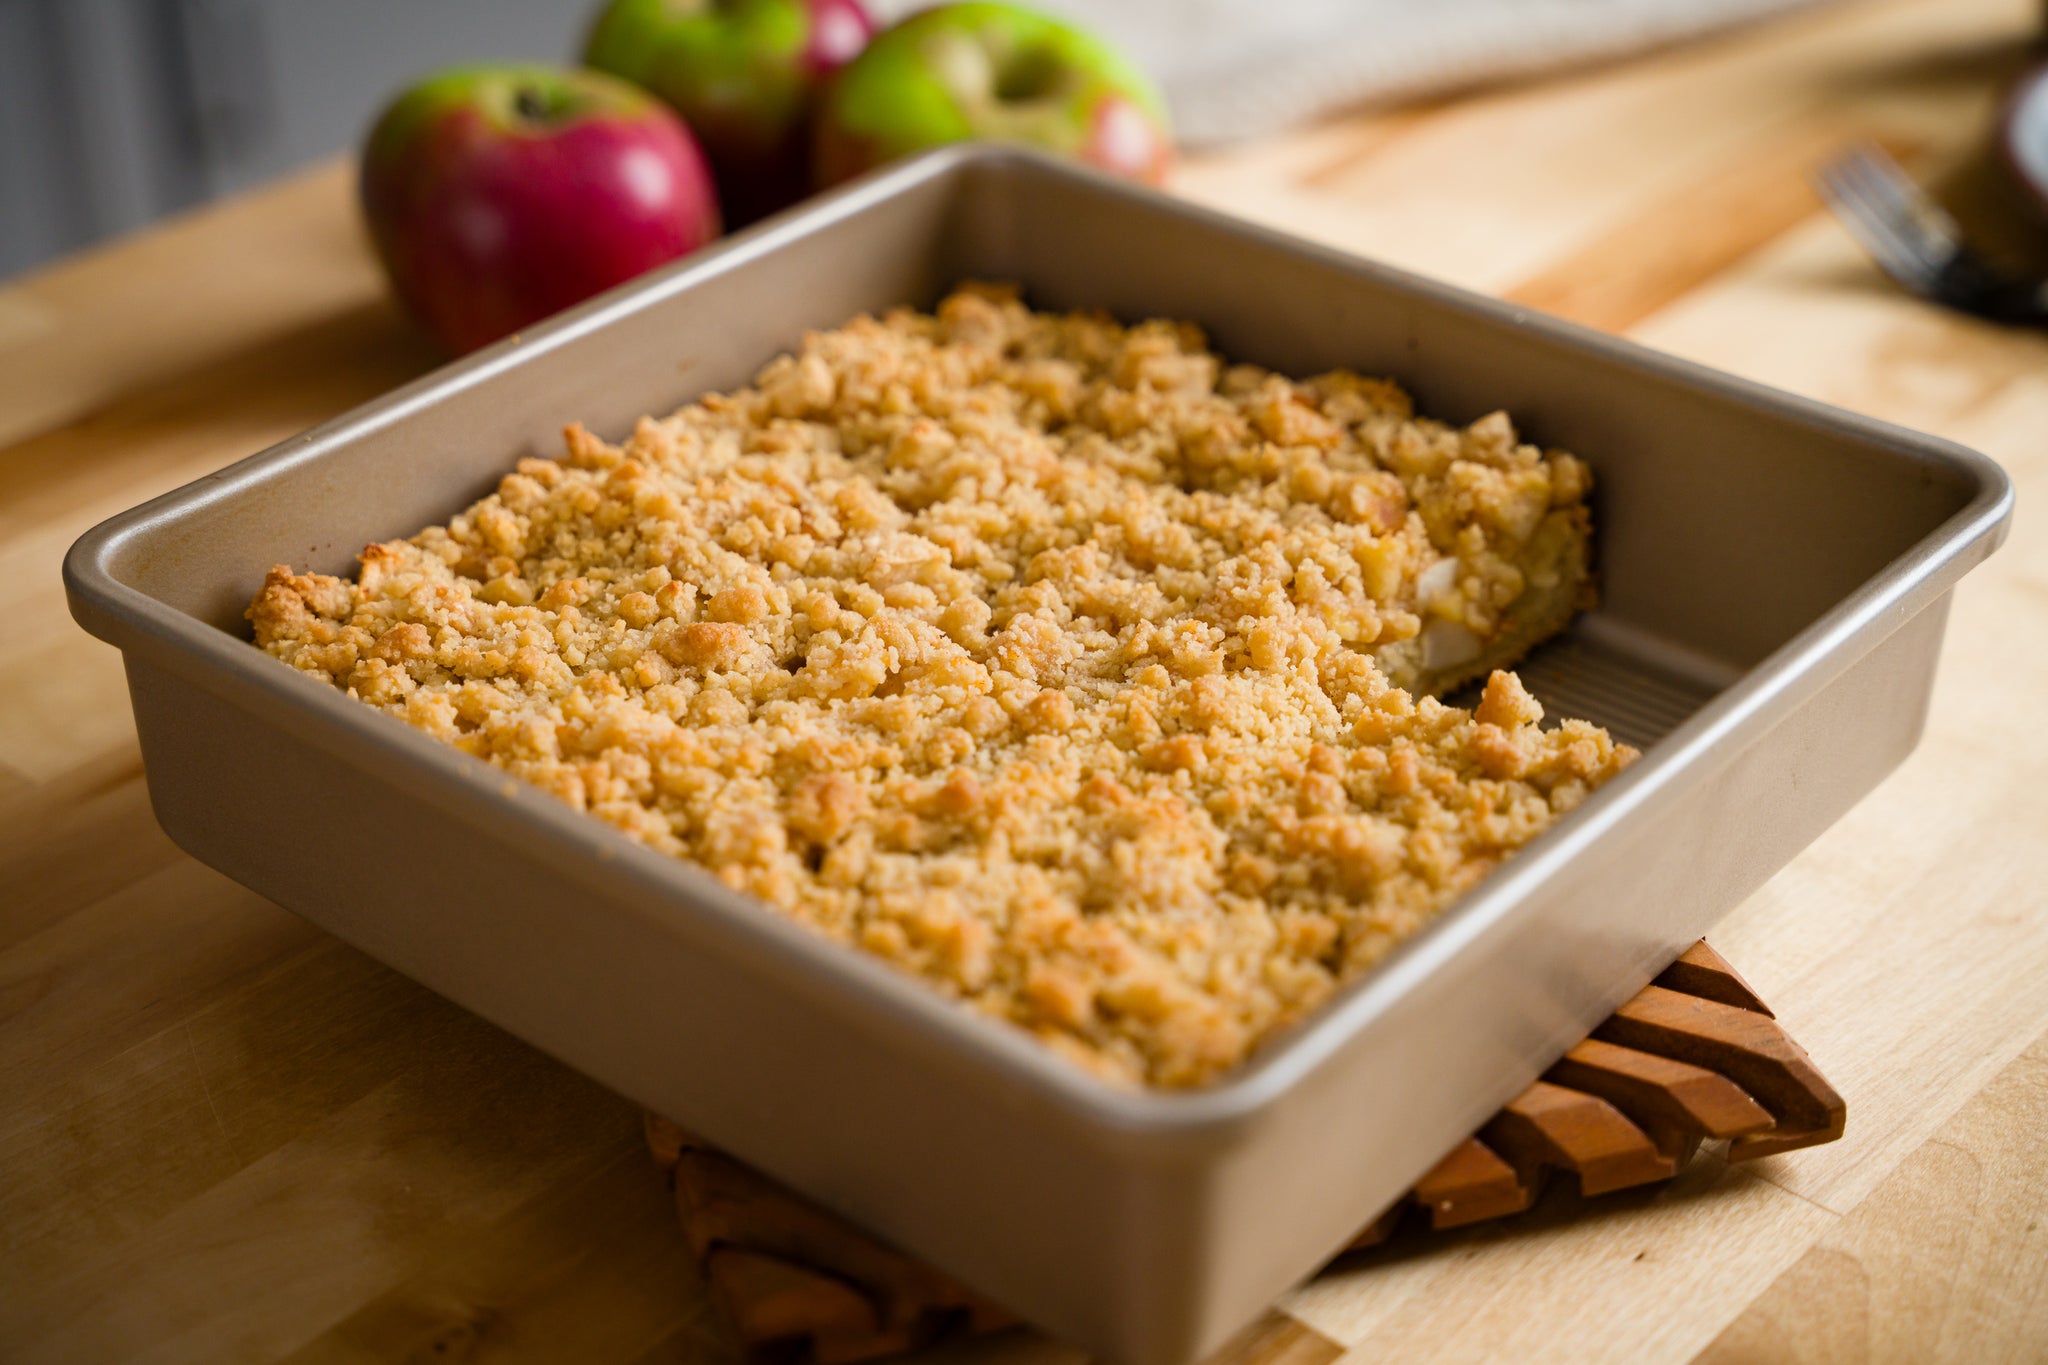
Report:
249,285,1634,1088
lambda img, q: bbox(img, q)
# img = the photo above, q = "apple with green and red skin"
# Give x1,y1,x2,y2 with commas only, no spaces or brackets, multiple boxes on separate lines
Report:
584,0,874,226
360,64,720,355
814,2,1171,190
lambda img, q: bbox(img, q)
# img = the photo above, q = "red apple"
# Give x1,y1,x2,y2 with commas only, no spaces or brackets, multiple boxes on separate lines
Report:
584,0,875,227
360,64,721,354
814,2,1171,190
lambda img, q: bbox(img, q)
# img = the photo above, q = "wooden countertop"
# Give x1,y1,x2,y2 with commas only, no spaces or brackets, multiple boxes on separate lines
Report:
5,0,2046,1358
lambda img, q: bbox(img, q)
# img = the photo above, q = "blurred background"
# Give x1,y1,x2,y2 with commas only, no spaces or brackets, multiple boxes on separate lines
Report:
1,1,590,279
0,0,1851,280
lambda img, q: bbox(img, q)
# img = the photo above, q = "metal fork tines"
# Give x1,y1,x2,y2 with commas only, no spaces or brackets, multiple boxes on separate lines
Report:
1815,143,2048,325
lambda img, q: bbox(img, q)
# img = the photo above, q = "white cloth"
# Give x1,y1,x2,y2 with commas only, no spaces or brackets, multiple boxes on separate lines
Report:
873,0,1837,145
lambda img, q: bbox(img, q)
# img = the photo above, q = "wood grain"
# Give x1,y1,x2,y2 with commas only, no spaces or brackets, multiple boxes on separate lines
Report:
3,0,2045,1360
1695,1031,2048,1363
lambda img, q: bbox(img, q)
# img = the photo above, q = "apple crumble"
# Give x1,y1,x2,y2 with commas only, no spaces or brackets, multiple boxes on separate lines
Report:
248,284,1635,1088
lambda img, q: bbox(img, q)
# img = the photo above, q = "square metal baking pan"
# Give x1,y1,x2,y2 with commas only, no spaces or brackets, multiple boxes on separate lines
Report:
65,146,2011,1365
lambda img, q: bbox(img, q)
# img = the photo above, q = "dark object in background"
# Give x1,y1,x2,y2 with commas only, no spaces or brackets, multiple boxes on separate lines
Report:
0,0,591,281
1817,142,2048,325
1998,62,2048,222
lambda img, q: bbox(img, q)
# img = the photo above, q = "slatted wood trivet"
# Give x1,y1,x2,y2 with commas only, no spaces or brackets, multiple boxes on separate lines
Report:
646,941,1844,1364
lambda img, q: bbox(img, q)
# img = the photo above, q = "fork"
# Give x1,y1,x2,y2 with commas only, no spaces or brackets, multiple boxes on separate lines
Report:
1814,143,2048,325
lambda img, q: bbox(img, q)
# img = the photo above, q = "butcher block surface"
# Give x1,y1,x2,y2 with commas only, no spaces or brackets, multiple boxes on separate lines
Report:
3,0,2047,1359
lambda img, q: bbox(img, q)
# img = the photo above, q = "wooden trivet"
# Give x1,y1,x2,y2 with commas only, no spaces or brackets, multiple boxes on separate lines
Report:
646,941,1844,1364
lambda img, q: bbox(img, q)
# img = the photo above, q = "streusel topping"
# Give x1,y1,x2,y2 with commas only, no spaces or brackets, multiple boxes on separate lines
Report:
250,285,1633,1087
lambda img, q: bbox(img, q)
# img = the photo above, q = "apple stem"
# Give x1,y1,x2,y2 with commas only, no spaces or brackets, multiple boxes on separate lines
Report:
995,48,1065,104
514,87,552,123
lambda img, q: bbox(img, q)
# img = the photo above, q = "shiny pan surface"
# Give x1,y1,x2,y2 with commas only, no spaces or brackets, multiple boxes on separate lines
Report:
66,147,2012,1365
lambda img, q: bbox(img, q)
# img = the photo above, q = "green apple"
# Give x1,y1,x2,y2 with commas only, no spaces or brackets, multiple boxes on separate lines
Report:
814,2,1171,189
585,0,875,225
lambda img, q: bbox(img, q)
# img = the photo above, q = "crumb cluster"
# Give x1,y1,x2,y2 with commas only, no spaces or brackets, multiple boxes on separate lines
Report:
250,285,1633,1087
